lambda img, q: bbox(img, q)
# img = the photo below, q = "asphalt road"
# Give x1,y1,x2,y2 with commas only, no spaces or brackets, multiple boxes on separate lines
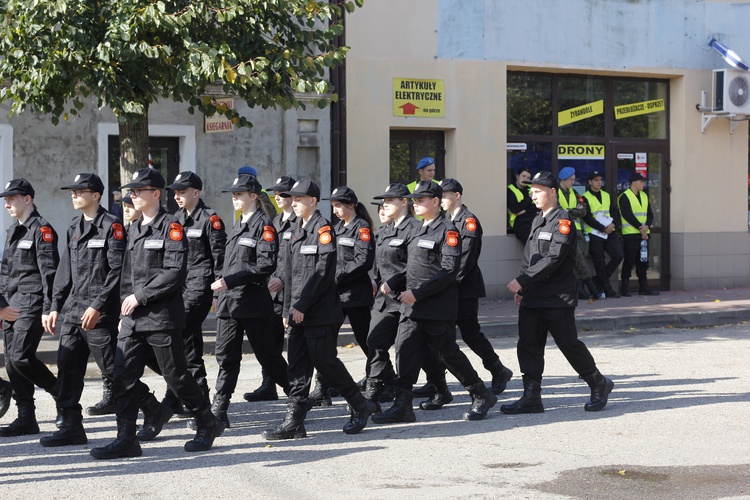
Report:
1,323,749,499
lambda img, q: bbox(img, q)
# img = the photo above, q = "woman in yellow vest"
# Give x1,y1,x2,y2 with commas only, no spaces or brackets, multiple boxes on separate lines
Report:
617,172,659,296
507,167,538,242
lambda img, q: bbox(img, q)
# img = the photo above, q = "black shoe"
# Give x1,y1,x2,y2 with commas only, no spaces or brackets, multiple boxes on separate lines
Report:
583,372,614,412
137,397,173,441
463,382,497,421
0,402,39,437
412,382,436,398
419,380,454,410
243,382,279,402
40,409,88,447
620,288,632,297
211,394,231,428
604,286,620,299
185,417,225,452
638,287,660,296
262,402,308,440
500,379,544,415
343,400,376,434
87,381,115,416
90,419,141,459
0,379,12,420
371,388,416,424
489,364,513,395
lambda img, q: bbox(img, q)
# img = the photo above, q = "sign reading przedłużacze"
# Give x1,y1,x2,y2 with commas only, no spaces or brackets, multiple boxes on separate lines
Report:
393,78,444,117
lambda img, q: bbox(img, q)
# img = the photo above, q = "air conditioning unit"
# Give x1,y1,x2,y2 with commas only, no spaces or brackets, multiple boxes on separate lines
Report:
713,68,750,114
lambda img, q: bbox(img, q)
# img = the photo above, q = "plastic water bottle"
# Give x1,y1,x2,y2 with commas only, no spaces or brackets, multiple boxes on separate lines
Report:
640,240,648,262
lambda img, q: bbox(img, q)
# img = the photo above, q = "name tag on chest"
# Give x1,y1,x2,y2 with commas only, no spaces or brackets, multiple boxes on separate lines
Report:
300,245,318,255
144,240,164,250
17,240,33,249
417,239,436,249
338,237,355,247
388,238,405,247
186,228,203,238
87,239,105,248
282,232,292,240
538,232,553,241
239,237,257,248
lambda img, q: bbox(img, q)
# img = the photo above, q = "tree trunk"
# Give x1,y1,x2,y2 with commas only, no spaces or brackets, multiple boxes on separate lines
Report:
118,107,149,188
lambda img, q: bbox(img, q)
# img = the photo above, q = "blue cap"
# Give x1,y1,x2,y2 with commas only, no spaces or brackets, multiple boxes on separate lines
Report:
238,166,258,176
416,157,435,171
558,167,575,181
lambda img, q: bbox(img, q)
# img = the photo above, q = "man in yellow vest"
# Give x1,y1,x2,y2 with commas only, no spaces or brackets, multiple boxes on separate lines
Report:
581,171,623,298
557,167,602,300
618,173,659,296
407,157,440,193
507,167,538,243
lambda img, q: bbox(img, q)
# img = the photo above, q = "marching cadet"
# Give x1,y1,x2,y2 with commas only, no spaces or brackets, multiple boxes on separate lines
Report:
244,175,298,402
364,183,420,410
503,171,614,415
209,173,289,426
40,173,126,447
90,168,223,459
372,181,497,424
0,179,60,437
0,297,20,419
164,172,226,418
308,187,375,405
262,180,376,440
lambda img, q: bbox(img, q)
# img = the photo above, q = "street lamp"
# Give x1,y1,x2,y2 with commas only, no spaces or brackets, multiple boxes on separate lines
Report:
709,37,749,71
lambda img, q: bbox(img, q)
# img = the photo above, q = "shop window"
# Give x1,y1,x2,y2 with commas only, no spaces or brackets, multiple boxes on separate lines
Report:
507,73,552,136
506,142,553,183
613,80,668,139
557,76,605,137
389,130,445,185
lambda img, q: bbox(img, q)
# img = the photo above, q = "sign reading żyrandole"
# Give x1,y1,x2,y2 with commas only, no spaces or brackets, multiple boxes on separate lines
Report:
393,78,444,117
558,100,604,126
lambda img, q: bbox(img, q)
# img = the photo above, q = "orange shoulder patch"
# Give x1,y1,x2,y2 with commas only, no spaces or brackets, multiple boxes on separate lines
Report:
112,223,125,241
209,214,223,231
446,230,459,247
169,222,184,241
40,226,54,243
262,225,276,242
319,231,332,245
359,227,371,242
558,219,571,235
465,217,477,232
318,225,332,235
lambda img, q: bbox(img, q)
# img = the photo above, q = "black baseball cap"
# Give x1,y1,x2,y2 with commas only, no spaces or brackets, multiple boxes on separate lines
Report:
323,186,358,204
280,180,321,200
222,173,262,194
405,180,443,199
121,195,134,205
167,171,203,191
0,178,35,198
120,168,166,190
439,178,463,194
61,173,105,195
629,172,646,183
373,183,410,199
267,176,296,192
525,171,559,190
587,170,603,181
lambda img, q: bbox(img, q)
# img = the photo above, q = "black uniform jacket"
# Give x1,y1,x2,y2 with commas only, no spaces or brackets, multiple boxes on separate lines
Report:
215,210,277,320
176,199,226,305
390,214,461,321
334,216,375,309
120,207,188,332
283,211,343,327
0,210,59,316
515,204,577,308
452,205,486,299
374,215,420,314
270,211,298,312
50,206,126,325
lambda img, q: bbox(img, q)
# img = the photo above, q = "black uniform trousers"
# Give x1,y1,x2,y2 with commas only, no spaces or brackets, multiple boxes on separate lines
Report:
286,324,360,403
57,322,117,410
394,317,480,390
3,316,57,402
182,299,212,395
214,316,289,398
517,306,596,383
340,305,371,360
621,238,648,284
114,326,207,421
365,309,398,384
588,234,624,286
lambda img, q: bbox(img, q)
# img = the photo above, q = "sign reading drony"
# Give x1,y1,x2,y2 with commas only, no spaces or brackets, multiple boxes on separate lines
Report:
204,98,235,133
393,78,444,117
558,144,605,160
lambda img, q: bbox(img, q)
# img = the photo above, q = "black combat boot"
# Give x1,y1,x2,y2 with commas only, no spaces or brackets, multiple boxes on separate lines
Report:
363,379,383,414
137,393,173,441
162,388,191,418
578,280,592,300
620,278,632,297
344,395,376,435
379,382,396,403
185,405,225,452
419,379,454,410
500,377,544,414
0,378,12,420
371,387,416,424
211,393,231,428
638,279,660,296
262,401,308,440
412,381,436,398
488,360,513,395
603,282,620,298
463,381,497,421
308,372,333,407
581,370,614,412
40,408,88,447
585,278,604,300
0,400,40,437
87,379,115,416
46,382,63,429
243,370,279,402
90,418,141,459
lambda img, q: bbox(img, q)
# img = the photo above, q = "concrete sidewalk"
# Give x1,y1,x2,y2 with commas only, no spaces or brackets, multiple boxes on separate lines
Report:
3,287,750,367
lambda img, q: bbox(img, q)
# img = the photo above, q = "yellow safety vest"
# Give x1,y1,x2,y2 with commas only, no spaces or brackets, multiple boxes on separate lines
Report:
507,184,526,229
619,189,649,235
582,189,611,235
407,178,440,193
559,188,582,231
